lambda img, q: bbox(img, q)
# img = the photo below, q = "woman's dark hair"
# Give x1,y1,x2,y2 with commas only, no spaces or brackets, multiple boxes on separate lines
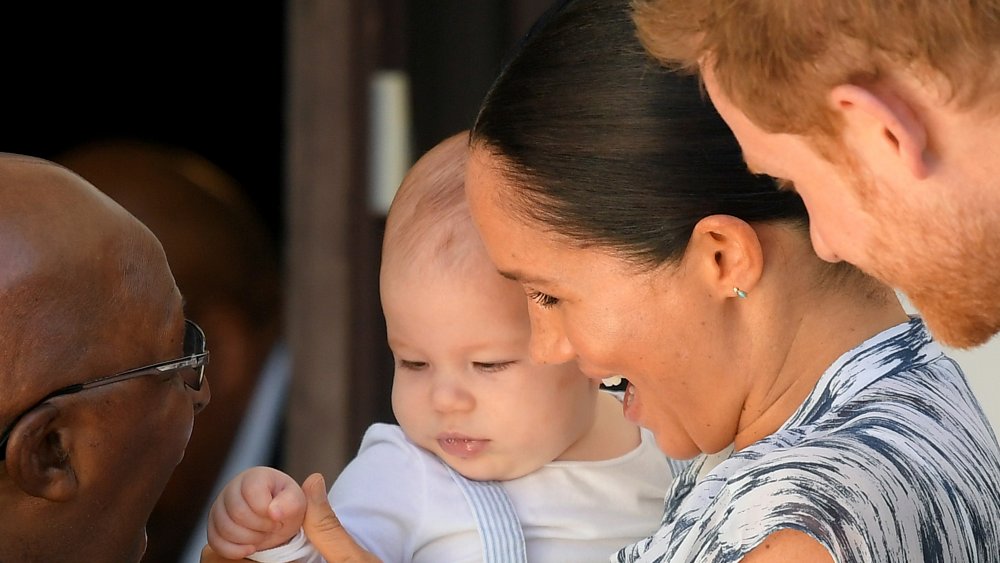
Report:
471,0,810,268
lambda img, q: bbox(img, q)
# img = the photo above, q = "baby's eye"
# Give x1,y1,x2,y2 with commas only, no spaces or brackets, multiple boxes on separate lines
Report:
473,361,515,373
526,289,559,308
398,359,428,371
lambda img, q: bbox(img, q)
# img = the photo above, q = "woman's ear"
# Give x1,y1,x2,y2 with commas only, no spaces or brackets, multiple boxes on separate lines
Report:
4,403,79,501
829,84,929,180
688,215,764,299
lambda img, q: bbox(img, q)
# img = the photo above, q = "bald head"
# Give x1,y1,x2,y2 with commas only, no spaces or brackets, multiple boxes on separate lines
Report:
0,153,181,411
0,152,201,563
381,130,477,277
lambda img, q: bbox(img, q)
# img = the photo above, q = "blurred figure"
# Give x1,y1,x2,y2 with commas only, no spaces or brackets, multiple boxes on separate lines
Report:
57,139,288,563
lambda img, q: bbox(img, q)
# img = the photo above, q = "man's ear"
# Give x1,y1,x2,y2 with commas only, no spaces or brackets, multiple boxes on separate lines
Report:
687,215,764,299
829,84,929,180
4,403,78,501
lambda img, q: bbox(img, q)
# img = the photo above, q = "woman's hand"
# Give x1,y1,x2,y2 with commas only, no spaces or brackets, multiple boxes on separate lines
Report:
298,473,381,562
199,545,248,562
200,473,379,563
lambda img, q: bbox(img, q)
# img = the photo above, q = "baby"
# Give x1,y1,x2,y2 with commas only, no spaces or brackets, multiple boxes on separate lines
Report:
207,131,676,562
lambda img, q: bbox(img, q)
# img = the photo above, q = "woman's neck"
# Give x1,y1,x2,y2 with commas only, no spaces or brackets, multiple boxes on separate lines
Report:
734,271,909,451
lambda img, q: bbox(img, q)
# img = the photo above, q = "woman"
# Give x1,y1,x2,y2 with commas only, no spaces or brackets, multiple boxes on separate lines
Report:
202,0,1000,561
464,0,1000,561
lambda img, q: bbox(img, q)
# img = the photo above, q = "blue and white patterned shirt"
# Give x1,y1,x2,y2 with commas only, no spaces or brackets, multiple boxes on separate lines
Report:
617,317,1000,562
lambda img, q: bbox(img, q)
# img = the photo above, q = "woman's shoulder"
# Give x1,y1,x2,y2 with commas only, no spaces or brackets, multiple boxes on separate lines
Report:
735,392,1000,499
708,416,1000,560
777,316,999,478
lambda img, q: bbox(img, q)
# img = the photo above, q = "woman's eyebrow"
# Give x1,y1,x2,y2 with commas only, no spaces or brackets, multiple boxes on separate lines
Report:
497,268,549,286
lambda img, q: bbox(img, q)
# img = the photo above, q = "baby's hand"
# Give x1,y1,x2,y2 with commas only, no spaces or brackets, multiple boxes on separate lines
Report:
207,466,308,559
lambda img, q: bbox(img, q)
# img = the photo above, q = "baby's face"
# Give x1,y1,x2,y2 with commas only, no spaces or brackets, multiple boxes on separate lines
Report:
382,254,598,481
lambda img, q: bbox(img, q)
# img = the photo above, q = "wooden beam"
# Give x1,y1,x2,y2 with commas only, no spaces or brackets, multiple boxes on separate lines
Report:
283,0,374,480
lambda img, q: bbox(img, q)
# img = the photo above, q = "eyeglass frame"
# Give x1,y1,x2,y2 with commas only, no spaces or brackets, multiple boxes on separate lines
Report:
0,319,209,461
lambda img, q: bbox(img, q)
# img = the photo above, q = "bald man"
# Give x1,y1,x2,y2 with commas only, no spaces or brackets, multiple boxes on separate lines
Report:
56,139,286,563
0,153,211,562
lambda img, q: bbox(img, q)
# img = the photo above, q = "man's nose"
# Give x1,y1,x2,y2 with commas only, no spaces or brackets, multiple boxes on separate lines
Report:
810,225,841,263
190,377,211,415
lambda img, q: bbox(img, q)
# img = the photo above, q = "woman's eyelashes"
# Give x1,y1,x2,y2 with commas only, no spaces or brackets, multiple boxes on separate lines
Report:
526,289,560,308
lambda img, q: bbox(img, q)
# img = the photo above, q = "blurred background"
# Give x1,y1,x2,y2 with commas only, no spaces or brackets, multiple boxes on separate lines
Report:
2,1,998,561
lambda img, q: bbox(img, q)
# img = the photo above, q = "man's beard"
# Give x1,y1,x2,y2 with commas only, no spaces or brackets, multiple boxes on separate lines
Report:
864,196,1000,349
830,148,1000,349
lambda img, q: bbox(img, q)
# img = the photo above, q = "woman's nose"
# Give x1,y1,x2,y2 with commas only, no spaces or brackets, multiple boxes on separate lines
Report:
527,309,575,365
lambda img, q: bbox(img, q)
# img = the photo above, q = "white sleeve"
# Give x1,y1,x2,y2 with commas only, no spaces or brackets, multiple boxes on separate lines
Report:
247,529,313,563
329,424,430,562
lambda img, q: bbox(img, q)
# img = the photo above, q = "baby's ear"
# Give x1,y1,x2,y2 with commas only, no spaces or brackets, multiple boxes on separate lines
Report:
4,404,79,501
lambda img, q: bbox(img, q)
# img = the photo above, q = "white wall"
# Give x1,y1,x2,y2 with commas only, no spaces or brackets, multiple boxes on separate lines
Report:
898,293,1000,436
943,340,1000,434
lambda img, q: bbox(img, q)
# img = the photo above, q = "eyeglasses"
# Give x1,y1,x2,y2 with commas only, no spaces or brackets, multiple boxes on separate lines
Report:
0,319,209,461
